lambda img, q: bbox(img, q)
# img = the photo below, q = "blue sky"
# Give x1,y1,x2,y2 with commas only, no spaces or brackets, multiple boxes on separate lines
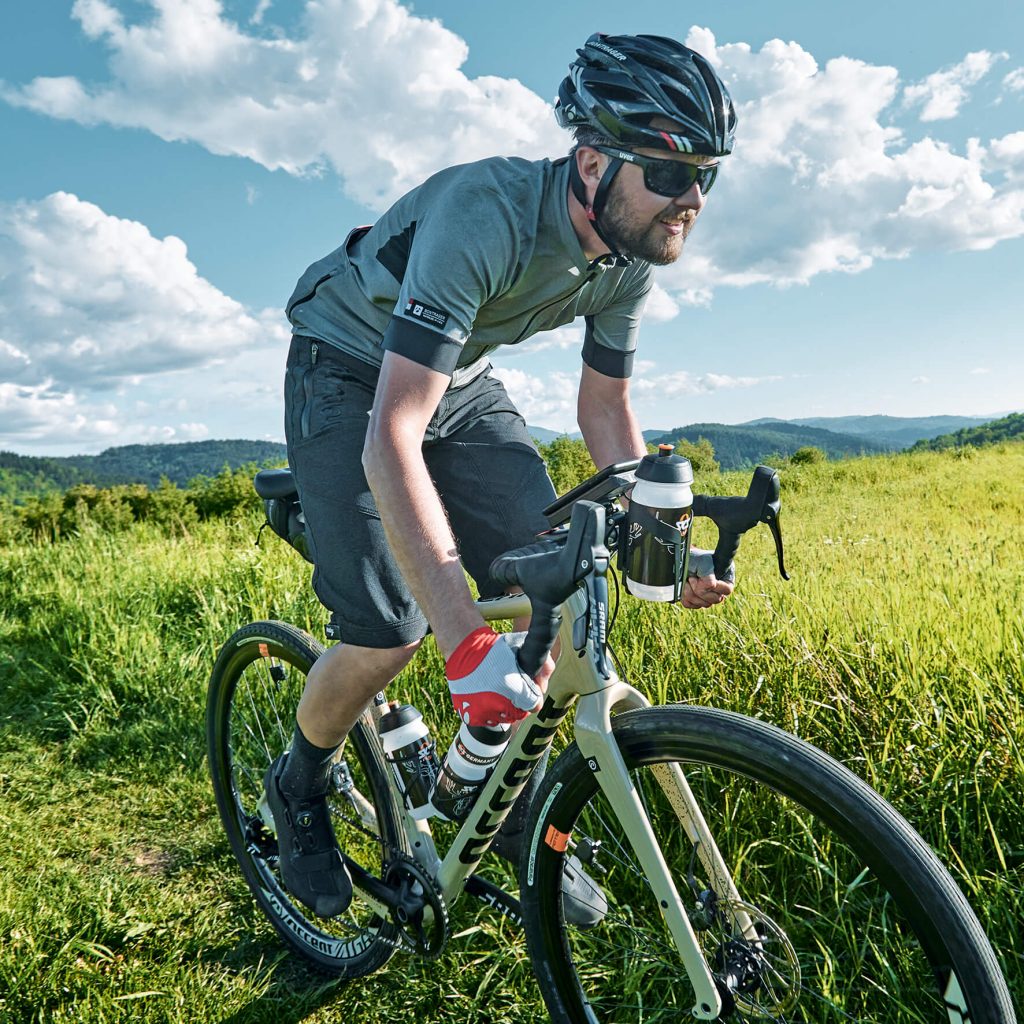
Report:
1,0,1022,454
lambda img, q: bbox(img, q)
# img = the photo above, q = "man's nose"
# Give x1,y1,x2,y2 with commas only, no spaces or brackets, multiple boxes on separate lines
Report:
671,182,704,209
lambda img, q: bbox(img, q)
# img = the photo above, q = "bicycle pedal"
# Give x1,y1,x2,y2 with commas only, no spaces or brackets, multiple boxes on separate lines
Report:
257,791,276,834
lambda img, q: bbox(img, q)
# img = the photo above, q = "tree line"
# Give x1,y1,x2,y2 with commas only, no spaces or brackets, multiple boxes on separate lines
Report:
0,435,841,549
909,411,1023,452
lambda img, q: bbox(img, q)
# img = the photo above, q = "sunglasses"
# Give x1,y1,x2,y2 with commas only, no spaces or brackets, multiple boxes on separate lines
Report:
594,145,719,197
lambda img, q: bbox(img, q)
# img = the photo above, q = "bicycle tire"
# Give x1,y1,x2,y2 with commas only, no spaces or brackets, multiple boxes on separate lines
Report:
206,620,406,977
521,704,1015,1023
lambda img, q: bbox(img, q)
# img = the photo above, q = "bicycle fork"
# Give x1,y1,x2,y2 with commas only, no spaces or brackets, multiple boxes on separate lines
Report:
571,674,750,1021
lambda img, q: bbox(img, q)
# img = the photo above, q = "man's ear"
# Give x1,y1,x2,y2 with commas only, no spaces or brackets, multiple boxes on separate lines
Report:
575,146,605,190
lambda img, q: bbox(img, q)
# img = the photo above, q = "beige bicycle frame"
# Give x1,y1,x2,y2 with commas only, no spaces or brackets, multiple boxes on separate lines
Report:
361,586,755,1020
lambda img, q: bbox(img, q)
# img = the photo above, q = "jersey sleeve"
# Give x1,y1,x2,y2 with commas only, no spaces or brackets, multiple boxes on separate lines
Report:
581,265,653,379
382,185,519,376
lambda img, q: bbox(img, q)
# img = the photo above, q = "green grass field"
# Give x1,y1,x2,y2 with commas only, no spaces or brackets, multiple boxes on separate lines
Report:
1,445,1021,1022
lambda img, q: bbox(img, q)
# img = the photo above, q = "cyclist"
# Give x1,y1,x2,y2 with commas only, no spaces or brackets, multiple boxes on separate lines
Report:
268,33,737,924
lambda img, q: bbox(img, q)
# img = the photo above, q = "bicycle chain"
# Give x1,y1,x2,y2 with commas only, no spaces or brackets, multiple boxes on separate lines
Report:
323,797,450,959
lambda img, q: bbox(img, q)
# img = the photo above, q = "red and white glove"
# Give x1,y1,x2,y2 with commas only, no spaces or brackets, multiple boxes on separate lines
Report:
445,627,542,727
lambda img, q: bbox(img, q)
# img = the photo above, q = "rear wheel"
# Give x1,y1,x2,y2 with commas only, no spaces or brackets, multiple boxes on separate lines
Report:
521,705,1015,1022
206,620,405,977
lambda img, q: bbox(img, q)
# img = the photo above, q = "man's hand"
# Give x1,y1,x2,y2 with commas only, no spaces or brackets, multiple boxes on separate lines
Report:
446,627,554,727
683,546,735,609
682,574,733,609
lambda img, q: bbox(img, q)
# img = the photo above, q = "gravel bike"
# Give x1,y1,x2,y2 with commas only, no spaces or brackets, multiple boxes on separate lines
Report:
207,460,1016,1022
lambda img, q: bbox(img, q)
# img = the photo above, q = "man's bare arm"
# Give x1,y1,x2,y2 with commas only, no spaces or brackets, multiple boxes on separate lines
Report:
362,351,485,659
577,361,648,467
576,362,732,610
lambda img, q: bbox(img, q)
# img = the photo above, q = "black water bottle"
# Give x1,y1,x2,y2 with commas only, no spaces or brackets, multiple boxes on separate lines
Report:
377,703,440,820
625,444,694,601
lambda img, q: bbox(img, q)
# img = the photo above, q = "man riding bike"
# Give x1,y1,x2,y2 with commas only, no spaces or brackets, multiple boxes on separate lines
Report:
268,32,738,925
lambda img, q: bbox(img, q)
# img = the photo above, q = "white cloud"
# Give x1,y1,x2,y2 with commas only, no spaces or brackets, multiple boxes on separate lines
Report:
3,9,1023,325
1004,68,1024,93
510,325,584,356
251,0,272,25
911,376,931,385
903,50,1006,121
0,192,287,450
969,367,991,375
0,381,121,445
644,283,681,323
488,361,780,431
986,131,1024,180
491,367,577,430
653,31,1024,303
631,370,779,399
2,0,563,210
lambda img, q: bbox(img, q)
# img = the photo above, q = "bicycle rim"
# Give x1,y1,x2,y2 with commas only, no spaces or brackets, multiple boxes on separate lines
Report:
207,620,404,977
522,705,1014,1023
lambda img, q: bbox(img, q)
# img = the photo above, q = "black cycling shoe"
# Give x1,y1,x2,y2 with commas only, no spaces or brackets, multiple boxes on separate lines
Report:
493,832,608,929
264,753,353,919
559,852,609,929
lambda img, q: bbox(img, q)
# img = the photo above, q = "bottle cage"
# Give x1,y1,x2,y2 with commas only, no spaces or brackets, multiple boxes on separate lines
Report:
620,502,693,603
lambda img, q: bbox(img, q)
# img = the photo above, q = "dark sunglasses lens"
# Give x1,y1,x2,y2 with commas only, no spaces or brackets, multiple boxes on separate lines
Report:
698,163,718,194
644,160,718,196
644,160,699,196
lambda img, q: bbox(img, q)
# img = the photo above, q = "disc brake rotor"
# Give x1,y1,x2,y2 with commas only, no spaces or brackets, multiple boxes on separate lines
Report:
706,898,801,1019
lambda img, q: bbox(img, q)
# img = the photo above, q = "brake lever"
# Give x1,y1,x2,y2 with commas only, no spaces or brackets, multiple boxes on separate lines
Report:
760,497,789,580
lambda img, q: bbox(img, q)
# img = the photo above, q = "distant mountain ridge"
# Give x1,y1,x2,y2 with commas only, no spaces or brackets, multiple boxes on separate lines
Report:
745,414,996,449
647,422,887,469
537,414,1010,455
0,440,287,501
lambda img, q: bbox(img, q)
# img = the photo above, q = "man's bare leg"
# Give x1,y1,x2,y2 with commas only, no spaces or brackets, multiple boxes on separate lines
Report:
295,640,423,748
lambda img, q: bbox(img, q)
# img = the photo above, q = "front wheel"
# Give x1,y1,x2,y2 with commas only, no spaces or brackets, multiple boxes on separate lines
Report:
521,705,1015,1023
206,620,406,978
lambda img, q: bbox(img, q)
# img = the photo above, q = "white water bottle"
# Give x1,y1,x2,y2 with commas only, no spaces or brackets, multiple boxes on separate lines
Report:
429,722,511,822
625,444,694,602
378,703,440,820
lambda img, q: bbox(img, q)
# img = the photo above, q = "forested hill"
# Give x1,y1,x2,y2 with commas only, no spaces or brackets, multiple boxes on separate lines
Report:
752,414,994,449
0,440,287,500
909,412,1024,452
646,421,886,469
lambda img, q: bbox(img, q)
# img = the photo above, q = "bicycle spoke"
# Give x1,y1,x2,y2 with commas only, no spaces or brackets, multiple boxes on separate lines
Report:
252,656,288,750
583,802,645,879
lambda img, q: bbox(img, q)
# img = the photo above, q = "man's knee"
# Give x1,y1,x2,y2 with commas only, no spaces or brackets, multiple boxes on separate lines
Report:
373,638,423,675
310,637,423,686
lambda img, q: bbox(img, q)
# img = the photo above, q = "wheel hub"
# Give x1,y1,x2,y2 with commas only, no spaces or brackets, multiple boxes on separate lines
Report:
704,899,801,1019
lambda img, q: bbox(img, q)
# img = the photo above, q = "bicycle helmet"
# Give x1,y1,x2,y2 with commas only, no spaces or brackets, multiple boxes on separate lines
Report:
556,33,736,261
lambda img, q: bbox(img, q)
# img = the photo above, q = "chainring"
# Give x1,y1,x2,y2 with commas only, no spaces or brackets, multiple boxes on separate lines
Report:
383,855,450,960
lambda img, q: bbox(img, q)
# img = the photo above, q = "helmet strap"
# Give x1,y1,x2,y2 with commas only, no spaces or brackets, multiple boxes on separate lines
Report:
569,154,633,266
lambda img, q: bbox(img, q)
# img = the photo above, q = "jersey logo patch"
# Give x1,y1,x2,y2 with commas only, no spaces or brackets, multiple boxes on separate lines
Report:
404,298,449,329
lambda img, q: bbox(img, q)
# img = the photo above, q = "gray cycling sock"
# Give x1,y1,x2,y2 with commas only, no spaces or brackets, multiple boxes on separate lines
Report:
279,721,339,799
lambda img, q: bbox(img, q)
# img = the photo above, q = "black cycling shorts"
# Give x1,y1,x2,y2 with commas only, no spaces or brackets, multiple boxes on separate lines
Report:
284,335,557,648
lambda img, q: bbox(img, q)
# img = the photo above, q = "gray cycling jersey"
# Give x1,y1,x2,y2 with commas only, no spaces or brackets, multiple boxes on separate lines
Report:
286,156,653,388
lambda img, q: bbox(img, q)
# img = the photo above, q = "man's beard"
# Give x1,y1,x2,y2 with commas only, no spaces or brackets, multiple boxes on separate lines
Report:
599,178,695,265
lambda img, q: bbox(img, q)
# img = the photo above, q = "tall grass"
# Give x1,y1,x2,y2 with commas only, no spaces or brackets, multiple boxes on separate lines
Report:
0,445,1021,1022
